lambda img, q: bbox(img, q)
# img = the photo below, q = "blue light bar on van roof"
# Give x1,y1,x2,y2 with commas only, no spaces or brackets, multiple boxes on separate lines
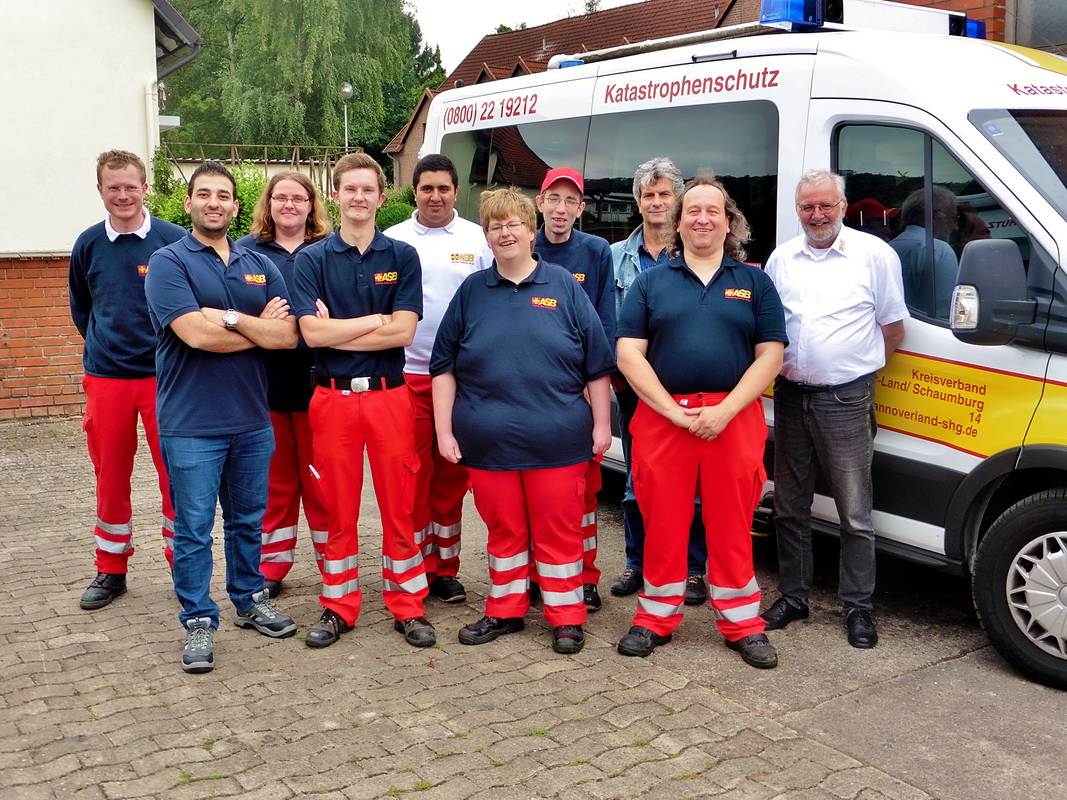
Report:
759,0,983,37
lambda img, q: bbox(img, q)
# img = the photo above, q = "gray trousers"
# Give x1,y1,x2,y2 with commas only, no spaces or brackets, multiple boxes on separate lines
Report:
772,374,877,611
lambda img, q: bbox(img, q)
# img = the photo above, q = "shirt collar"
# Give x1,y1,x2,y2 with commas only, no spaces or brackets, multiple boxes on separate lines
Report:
485,254,549,287
409,210,458,234
802,230,849,260
328,227,389,253
666,253,742,270
104,210,151,241
180,232,238,258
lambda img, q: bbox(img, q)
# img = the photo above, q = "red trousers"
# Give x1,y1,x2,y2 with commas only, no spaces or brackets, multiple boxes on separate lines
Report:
309,384,427,624
533,456,601,587
261,411,329,581
469,463,587,627
407,373,470,580
82,375,174,573
631,394,767,641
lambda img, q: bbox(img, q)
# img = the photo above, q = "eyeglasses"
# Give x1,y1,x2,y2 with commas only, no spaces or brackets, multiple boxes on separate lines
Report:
541,194,581,209
487,221,527,235
797,200,843,216
638,159,674,171
271,195,309,206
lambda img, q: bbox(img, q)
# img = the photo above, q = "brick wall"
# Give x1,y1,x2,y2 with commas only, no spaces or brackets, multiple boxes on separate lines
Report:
0,257,84,420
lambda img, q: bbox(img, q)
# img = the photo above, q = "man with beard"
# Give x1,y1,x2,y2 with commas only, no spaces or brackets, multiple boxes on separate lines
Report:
762,169,907,649
146,161,299,673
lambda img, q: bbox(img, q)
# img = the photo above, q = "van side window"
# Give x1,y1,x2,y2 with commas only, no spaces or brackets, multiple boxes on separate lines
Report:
441,99,779,262
835,125,1032,324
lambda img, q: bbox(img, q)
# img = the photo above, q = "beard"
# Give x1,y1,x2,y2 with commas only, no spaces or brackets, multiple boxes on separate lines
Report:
803,218,842,247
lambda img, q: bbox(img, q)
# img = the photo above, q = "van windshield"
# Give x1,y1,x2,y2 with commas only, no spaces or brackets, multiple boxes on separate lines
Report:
971,109,1067,223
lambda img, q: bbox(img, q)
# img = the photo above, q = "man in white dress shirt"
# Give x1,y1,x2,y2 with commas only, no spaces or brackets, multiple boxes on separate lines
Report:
762,169,908,649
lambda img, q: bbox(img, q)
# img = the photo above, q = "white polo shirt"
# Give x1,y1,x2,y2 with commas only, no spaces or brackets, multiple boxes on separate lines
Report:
765,227,908,386
384,210,492,375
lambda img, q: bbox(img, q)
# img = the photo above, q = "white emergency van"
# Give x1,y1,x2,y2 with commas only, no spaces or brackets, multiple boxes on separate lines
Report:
421,0,1067,688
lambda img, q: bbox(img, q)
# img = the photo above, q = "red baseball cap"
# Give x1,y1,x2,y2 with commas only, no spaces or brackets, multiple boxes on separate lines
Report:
540,166,584,195
846,198,899,226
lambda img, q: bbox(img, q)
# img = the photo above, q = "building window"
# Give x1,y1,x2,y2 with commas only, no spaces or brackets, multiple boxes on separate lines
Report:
1010,0,1067,50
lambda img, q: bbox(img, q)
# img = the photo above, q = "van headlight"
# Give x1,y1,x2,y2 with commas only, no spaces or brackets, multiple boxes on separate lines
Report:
951,285,979,330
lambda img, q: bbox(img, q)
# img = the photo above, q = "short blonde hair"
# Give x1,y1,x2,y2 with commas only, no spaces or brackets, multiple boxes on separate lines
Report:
96,149,146,184
479,188,537,254
332,153,386,193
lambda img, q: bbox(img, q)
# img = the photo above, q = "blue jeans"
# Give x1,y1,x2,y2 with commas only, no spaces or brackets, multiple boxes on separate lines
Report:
616,388,707,576
772,374,877,611
160,427,274,629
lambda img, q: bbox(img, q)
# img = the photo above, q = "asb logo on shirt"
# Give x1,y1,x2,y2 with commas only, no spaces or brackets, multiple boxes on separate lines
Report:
375,271,398,284
724,288,752,301
137,264,148,277
572,272,587,284
244,273,267,285
532,297,558,309
451,253,475,265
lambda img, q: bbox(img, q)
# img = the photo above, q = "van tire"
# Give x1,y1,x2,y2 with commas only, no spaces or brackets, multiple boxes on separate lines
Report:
972,489,1067,689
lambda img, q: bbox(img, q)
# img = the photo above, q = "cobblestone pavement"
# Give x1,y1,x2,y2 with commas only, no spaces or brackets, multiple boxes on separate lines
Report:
1,418,1057,800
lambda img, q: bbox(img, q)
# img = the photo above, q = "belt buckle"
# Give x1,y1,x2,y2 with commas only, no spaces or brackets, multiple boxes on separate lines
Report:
349,377,371,393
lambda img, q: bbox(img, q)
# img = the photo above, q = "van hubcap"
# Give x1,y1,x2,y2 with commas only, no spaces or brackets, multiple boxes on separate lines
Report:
1008,532,1067,660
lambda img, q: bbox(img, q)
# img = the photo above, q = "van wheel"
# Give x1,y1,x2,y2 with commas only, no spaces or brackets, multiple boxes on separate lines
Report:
973,489,1067,689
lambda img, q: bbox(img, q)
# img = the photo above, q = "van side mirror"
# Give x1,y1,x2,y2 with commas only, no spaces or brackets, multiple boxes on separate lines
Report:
950,239,1036,345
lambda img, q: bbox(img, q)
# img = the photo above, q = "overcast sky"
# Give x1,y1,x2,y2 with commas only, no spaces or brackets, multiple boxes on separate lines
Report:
406,0,636,73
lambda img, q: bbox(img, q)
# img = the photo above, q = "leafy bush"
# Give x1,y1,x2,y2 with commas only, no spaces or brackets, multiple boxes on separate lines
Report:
146,161,268,239
376,202,416,230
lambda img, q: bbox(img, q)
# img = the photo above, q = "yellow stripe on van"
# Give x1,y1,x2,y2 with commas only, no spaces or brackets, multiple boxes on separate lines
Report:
1023,380,1067,446
986,42,1067,77
872,350,1048,458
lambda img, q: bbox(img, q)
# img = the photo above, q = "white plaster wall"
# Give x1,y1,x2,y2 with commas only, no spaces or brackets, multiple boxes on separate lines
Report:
0,0,159,255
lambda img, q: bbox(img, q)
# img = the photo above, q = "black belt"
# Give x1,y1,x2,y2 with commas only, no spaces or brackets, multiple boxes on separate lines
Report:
777,373,875,393
315,374,405,392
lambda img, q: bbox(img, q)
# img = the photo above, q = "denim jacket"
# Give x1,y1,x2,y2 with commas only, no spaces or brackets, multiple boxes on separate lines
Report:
611,226,645,322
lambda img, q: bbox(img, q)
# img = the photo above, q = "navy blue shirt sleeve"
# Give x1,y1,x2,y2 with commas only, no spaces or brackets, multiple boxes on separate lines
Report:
145,245,202,331
429,279,465,378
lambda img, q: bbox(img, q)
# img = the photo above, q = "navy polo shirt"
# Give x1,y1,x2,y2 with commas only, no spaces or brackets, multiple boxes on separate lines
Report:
69,217,187,378
293,229,422,379
617,255,786,395
535,228,617,343
430,257,615,471
145,234,288,437
236,234,315,413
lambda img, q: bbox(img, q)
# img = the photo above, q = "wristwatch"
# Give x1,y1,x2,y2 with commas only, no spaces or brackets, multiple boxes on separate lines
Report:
222,309,239,330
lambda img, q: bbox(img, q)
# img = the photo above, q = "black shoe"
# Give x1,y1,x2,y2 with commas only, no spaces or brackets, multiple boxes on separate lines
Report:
263,579,282,599
845,608,878,649
583,583,602,612
305,608,353,649
683,575,708,606
553,625,585,654
458,616,525,645
726,633,779,669
80,573,127,610
761,597,809,631
394,616,437,647
428,575,466,603
610,568,643,597
529,583,542,608
617,625,672,657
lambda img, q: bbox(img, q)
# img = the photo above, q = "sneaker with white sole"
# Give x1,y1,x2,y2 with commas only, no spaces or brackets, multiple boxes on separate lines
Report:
234,590,297,638
182,618,215,673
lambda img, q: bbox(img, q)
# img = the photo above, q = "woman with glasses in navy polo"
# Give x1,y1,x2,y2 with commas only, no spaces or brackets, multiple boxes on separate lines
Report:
430,188,614,655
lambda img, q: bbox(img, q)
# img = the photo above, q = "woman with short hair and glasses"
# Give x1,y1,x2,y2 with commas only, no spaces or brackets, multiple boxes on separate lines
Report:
430,188,614,655
237,172,332,597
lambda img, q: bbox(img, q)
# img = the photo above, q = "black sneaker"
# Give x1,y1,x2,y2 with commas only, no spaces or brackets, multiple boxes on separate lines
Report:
761,597,809,631
80,572,127,610
610,568,643,597
428,575,467,603
305,608,353,649
182,618,215,674
583,583,602,612
617,625,672,657
458,616,525,645
234,590,297,638
394,616,437,647
529,583,542,607
552,625,585,654
683,575,708,606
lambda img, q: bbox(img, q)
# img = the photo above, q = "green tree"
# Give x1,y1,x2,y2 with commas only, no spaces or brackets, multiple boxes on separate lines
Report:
584,1,601,12
162,1,443,164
